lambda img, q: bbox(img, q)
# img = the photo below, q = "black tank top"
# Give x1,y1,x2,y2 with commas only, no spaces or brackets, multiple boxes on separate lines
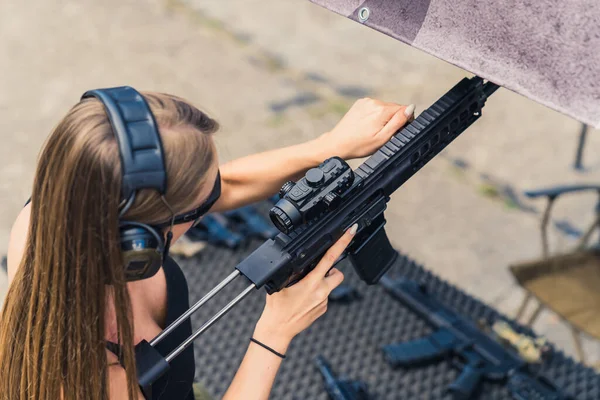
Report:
106,256,196,399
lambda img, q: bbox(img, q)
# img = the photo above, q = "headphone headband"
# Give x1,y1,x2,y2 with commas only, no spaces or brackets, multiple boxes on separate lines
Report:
81,86,167,199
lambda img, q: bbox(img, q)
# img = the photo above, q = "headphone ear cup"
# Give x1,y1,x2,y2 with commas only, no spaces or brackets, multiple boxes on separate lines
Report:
120,225,164,281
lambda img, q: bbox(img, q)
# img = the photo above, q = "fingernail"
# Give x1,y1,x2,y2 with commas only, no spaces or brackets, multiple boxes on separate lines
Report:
349,223,358,235
404,104,415,118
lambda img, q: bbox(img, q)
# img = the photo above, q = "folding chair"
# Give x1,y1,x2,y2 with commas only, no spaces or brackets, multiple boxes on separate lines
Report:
509,185,600,365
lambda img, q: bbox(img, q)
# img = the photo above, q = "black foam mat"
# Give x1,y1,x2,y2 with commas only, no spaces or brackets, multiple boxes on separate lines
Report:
178,210,599,399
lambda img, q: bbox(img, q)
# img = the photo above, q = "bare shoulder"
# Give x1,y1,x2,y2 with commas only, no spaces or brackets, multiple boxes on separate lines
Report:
7,203,31,284
106,350,145,400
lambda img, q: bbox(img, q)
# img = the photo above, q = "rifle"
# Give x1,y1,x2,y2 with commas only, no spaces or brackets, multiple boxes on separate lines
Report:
328,284,361,303
133,76,500,395
187,213,244,249
315,355,372,400
379,276,573,400
184,205,278,250
237,76,499,294
223,205,279,240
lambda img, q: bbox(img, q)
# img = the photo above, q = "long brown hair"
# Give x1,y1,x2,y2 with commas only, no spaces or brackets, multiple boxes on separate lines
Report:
0,91,218,399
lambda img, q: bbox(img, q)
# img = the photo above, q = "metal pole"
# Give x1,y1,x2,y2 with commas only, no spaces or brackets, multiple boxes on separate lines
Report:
166,283,256,363
574,123,589,171
540,197,556,259
150,269,241,346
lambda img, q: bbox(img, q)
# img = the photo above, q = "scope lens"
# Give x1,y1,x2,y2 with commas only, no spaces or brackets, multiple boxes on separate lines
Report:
270,210,289,233
269,199,303,234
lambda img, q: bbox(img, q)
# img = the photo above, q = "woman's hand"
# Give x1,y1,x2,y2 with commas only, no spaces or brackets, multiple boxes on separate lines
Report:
316,99,415,160
222,227,355,400
212,98,413,212
252,224,358,353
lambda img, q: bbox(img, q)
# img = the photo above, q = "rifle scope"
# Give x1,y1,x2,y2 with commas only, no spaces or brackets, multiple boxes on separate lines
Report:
269,156,355,233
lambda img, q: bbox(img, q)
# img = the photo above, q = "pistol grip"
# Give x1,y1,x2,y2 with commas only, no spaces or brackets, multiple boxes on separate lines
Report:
447,365,483,400
383,329,456,367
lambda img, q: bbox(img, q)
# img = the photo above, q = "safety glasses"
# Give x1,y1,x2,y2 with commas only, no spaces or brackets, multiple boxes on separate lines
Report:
156,171,221,229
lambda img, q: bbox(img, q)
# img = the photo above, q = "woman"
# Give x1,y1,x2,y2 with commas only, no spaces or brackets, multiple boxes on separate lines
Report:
0,89,413,400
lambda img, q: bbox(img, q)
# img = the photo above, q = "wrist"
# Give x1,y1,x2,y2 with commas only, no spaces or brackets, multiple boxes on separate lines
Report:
305,135,345,164
253,317,293,355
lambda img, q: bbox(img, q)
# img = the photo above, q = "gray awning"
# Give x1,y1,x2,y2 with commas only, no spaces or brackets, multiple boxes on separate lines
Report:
309,0,600,128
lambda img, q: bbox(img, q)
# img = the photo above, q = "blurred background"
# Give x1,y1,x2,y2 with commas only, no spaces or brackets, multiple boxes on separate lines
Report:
1,0,599,365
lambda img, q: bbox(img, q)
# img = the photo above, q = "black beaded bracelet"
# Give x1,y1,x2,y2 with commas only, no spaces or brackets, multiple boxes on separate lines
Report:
250,337,287,359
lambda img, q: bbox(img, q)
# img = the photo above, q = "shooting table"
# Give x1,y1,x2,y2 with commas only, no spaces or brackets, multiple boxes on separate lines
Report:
181,205,599,399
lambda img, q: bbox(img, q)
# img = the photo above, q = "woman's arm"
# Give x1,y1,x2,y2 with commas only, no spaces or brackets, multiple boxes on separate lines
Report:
212,100,414,212
221,323,290,400
213,139,327,211
222,225,356,400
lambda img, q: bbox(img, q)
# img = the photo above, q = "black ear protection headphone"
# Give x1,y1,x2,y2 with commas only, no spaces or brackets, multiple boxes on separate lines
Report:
82,86,174,282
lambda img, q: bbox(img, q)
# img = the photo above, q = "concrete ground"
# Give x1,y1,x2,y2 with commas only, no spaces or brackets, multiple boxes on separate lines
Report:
1,0,599,364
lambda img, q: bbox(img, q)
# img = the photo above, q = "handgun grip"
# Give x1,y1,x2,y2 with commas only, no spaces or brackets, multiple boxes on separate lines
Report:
447,365,483,400
348,214,398,284
383,329,455,367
